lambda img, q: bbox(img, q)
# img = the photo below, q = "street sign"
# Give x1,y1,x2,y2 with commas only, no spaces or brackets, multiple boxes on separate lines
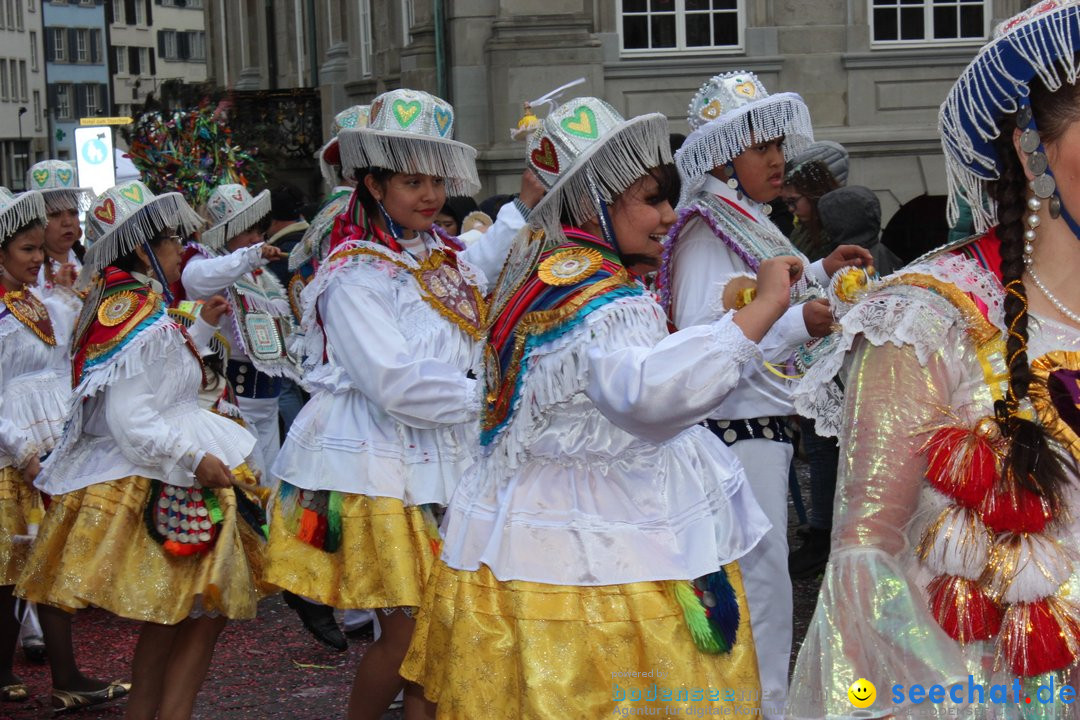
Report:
74,126,115,196
79,116,133,126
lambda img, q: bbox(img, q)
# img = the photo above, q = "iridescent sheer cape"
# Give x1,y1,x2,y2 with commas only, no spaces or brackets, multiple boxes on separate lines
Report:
786,244,1080,720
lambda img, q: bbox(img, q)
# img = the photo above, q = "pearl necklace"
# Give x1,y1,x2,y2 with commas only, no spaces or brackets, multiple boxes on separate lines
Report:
1027,265,1080,325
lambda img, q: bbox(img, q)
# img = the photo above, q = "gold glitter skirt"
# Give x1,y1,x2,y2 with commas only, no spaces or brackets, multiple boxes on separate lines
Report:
401,560,760,719
264,493,436,610
17,472,263,624
0,466,43,586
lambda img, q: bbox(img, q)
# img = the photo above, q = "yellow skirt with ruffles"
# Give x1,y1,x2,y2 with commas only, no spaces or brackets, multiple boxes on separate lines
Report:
401,560,760,720
16,471,265,624
0,465,43,586
264,492,437,610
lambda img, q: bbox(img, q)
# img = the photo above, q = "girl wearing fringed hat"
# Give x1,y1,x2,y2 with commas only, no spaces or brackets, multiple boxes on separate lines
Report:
180,184,298,480
400,96,802,718
16,180,264,719
0,188,128,712
787,2,1080,718
262,88,540,720
26,160,93,301
657,72,872,716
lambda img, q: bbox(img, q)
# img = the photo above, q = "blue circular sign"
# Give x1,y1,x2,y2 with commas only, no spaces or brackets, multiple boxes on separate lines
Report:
81,138,108,165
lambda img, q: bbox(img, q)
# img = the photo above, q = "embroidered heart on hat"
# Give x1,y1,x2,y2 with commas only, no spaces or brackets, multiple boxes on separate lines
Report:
393,99,423,129
370,99,384,124
733,81,757,99
700,99,724,120
433,105,453,137
561,106,599,139
56,168,73,185
93,197,117,224
119,184,144,204
530,137,560,175
231,188,245,202
32,169,49,187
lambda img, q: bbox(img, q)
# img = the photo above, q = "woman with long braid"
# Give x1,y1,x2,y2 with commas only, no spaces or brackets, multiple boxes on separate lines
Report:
788,3,1080,718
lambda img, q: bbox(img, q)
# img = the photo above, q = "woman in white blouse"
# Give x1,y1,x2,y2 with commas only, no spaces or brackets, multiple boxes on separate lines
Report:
18,181,261,720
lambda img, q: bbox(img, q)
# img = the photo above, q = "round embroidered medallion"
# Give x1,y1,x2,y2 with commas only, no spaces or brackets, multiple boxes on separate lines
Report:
537,248,603,287
97,291,139,327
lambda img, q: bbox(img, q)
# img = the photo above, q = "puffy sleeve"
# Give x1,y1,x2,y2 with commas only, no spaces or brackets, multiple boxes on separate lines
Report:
184,314,220,354
585,312,762,444
102,352,205,483
457,201,526,294
786,338,971,720
181,245,265,300
322,266,477,429
0,379,35,469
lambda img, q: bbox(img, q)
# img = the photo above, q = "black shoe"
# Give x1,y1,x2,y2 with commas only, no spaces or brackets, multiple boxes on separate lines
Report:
788,527,831,580
282,591,348,651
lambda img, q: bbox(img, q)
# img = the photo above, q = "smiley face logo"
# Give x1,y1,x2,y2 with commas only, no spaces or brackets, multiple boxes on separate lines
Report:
848,679,876,709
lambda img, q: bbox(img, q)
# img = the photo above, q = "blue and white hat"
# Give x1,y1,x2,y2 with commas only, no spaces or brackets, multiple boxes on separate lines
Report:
337,89,480,196
201,183,271,250
940,0,1080,232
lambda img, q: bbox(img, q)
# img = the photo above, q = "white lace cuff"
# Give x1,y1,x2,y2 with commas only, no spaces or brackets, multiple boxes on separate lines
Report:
710,312,762,367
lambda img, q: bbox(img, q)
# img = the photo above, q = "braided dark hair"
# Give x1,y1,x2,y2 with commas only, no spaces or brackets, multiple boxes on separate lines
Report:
988,75,1080,510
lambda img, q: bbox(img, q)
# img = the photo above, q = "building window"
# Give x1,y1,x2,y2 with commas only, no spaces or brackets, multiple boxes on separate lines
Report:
33,90,41,129
871,0,987,45
188,31,206,61
84,84,100,116
9,61,16,101
5,0,14,29
160,30,177,60
79,0,93,6
114,45,125,73
358,0,372,76
28,0,36,13
13,0,22,29
51,28,66,62
55,84,70,119
618,0,743,55
18,60,26,100
111,0,122,23
131,0,142,25
76,29,90,62
29,31,37,70
186,0,201,7
0,60,7,102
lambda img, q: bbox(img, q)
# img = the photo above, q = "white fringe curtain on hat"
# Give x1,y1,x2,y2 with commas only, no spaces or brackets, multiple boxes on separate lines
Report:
79,193,204,289
337,131,480,197
530,113,671,243
0,190,47,242
939,3,1080,233
40,188,92,215
201,190,271,250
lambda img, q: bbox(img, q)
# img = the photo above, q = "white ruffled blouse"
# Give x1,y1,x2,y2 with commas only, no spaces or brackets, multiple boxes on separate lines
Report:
271,221,519,506
37,310,256,496
0,288,77,470
440,290,772,587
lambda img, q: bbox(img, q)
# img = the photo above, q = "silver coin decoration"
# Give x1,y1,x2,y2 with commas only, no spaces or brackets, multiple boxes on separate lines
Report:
1033,173,1056,198
1028,151,1048,176
1020,129,1041,154
1016,105,1033,128
1050,196,1062,219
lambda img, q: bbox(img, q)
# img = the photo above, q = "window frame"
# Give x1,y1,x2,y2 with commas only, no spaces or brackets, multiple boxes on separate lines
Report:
0,60,8,102
114,44,125,73
55,83,70,119
76,28,89,63
358,0,373,77
616,0,745,57
869,0,990,48
188,30,206,61
52,27,67,62
29,31,38,71
84,83,100,116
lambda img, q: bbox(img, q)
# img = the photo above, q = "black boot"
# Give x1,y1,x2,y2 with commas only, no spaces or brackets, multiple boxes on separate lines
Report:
788,527,831,580
282,591,348,651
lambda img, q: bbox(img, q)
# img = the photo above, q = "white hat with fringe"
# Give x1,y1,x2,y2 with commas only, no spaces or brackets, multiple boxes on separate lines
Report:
317,105,370,188
0,188,48,242
288,190,350,272
79,181,203,288
25,160,92,213
201,183,271,250
337,89,480,197
939,0,1080,233
525,96,671,238
675,71,813,197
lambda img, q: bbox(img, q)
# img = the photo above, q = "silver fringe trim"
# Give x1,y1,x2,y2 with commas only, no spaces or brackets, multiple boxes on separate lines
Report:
40,188,92,215
289,191,349,272
675,93,814,202
200,190,272,250
0,191,47,241
939,8,1080,233
77,193,204,290
337,130,480,197
529,113,672,240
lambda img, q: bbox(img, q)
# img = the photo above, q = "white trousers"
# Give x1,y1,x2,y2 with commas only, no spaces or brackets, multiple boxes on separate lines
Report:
237,394,281,483
729,438,792,720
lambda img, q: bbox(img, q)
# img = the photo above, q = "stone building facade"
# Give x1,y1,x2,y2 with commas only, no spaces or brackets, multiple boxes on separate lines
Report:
0,0,49,189
205,0,1029,222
